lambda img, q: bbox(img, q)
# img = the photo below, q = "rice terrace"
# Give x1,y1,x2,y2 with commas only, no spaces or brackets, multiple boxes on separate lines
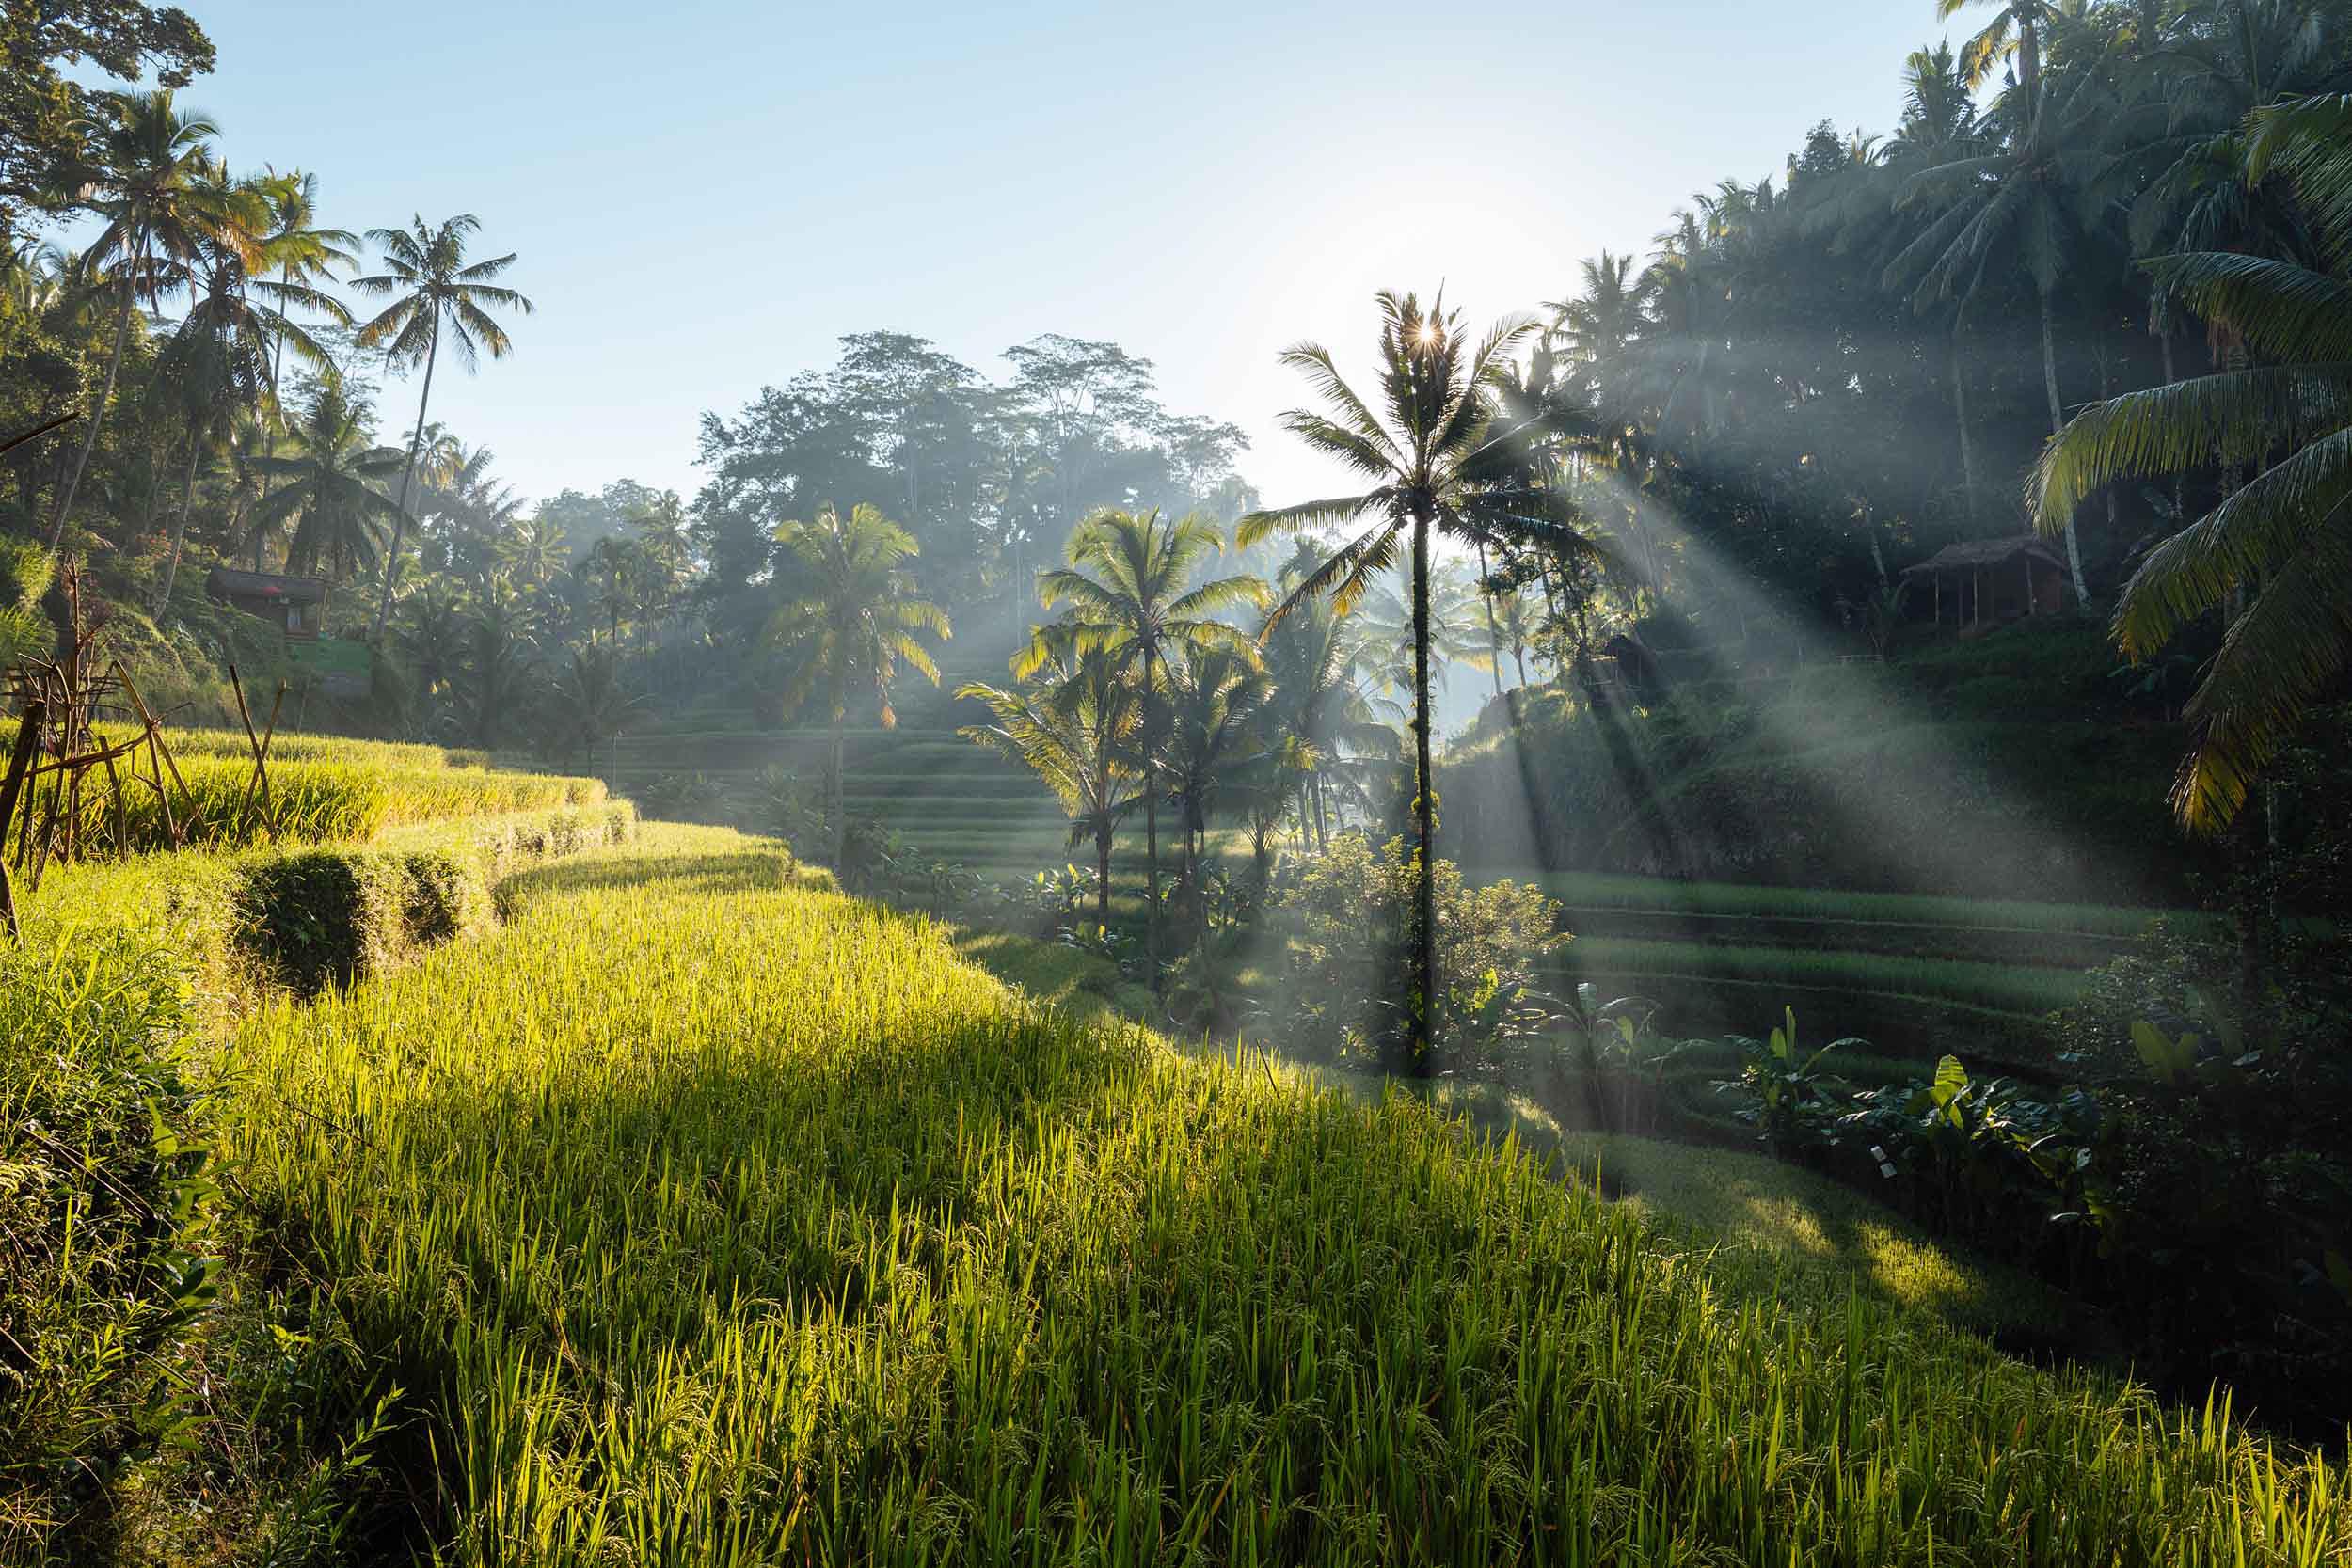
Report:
3,0,2351,1562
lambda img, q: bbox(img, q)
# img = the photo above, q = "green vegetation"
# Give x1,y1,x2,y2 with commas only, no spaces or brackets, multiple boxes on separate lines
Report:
7,0,2352,1558
208,830,2344,1563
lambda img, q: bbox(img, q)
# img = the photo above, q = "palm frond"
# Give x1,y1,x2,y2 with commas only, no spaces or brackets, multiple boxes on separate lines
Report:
2031,364,2352,521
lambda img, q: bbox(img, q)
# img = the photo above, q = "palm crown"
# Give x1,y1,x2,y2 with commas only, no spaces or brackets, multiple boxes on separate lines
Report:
2031,92,2352,832
354,213,533,639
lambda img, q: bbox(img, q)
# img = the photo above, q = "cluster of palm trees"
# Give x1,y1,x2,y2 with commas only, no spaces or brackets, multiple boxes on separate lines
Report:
1502,0,2351,832
1534,4,2340,577
947,293,1601,1069
6,87,529,629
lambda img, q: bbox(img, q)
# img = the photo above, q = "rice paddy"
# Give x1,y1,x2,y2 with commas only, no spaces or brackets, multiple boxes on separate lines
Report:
0,719,602,854
214,824,2347,1565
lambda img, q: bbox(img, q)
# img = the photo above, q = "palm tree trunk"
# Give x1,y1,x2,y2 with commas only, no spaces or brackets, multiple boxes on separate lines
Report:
1095,817,1112,924
1312,773,1329,850
1475,540,1504,702
50,261,141,549
1142,637,1160,973
1951,326,1979,531
830,715,847,869
2040,287,2089,601
373,309,442,641
254,260,293,570
1409,499,1438,1076
155,431,203,614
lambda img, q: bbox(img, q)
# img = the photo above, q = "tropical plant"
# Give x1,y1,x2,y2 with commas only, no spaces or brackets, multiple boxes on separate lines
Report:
958,645,1138,923
154,168,328,612
352,214,532,639
768,501,949,864
48,88,232,546
0,537,55,667
1156,642,1274,938
1023,506,1263,966
1888,24,2108,596
2030,92,2352,831
1240,291,1540,1070
1715,1007,1856,1157
245,375,405,579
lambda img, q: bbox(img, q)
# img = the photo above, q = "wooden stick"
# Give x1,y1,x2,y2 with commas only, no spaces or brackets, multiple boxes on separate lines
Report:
230,663,266,817
101,748,128,858
0,699,45,942
23,732,149,777
113,664,189,843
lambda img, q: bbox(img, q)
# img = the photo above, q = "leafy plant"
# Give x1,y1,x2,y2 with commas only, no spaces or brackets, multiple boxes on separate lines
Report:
1715,1007,1857,1157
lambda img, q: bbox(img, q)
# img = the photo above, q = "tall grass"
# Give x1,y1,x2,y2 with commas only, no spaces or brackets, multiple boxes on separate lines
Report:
223,826,2345,1565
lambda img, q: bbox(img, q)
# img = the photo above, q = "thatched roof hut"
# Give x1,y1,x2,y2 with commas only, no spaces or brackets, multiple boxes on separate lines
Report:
1899,537,2068,628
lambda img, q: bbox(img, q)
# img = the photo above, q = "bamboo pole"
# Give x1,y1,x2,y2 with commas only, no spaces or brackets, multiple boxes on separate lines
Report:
0,699,47,941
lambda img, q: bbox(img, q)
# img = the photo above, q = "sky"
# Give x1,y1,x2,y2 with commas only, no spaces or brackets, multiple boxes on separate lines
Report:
135,1,1963,512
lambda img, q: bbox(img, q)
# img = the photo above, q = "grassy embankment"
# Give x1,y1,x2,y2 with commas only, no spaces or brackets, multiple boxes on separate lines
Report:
207,825,2344,1564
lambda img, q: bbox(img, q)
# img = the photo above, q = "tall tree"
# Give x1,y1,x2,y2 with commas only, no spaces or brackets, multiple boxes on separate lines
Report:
47,88,230,546
156,167,327,611
246,374,405,579
2030,92,2352,832
352,213,532,640
1023,506,1264,968
769,501,950,864
1888,38,2107,594
1240,291,1538,1073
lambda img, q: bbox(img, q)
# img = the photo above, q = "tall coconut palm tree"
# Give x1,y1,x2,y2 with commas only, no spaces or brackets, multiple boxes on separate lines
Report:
1238,291,1538,1072
1021,505,1265,966
246,375,405,579
1159,641,1275,927
958,645,1140,924
769,501,950,865
497,511,569,590
352,214,532,640
1260,542,1400,850
1887,44,2109,594
48,89,234,547
156,170,326,612
1942,0,2063,95
2030,91,2352,832
251,168,356,421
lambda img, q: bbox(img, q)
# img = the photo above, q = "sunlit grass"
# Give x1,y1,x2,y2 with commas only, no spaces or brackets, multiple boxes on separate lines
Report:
220,826,2347,1565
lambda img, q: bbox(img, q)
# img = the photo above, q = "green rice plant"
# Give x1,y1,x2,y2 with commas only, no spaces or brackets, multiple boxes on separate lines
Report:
1556,935,2092,1014
0,934,218,1557
1509,868,2187,938
218,826,2347,1566
30,753,606,856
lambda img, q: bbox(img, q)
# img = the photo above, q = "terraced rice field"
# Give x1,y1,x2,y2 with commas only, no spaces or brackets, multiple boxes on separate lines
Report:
598,666,2168,1066
215,826,2348,1564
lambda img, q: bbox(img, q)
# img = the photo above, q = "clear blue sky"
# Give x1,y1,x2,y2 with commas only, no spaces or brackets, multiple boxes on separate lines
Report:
164,1,1963,511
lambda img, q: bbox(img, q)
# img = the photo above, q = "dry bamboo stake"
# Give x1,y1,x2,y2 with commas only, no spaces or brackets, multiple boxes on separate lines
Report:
102,748,128,858
114,663,188,844
0,698,45,941
230,663,266,821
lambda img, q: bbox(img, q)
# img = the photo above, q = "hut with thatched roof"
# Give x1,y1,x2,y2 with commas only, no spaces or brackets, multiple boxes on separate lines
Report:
1899,536,2068,630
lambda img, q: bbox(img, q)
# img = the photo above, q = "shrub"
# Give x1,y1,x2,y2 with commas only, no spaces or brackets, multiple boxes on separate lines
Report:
1264,832,1564,1071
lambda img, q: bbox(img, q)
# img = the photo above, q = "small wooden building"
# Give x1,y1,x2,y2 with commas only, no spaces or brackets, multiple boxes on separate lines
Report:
204,566,328,641
1899,537,2068,628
